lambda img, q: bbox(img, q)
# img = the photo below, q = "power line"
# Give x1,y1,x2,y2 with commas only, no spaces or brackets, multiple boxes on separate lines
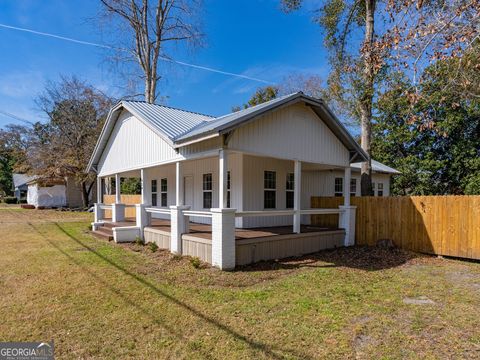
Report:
0,110,35,125
0,23,273,84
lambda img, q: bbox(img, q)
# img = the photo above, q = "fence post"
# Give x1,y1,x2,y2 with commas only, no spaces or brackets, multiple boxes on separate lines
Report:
211,208,236,270
170,205,190,254
339,205,356,246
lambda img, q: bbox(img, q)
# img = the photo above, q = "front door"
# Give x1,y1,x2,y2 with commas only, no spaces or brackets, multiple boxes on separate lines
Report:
183,175,194,207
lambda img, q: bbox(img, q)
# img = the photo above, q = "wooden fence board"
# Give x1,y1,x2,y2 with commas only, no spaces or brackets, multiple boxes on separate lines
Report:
103,194,141,219
311,195,480,261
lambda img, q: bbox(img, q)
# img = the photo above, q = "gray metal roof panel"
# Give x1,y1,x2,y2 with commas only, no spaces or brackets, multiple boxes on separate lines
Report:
351,159,401,174
122,100,214,141
12,173,35,187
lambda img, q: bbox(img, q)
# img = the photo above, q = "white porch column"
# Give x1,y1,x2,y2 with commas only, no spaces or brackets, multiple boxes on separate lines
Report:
112,173,125,222
293,160,301,234
96,176,103,204
219,149,228,208
136,168,151,238
175,161,183,206
170,205,190,254
344,166,351,206
211,208,236,270
339,205,356,246
115,173,121,203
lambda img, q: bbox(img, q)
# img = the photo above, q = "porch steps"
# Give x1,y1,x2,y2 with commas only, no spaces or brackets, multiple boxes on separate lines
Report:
91,225,114,241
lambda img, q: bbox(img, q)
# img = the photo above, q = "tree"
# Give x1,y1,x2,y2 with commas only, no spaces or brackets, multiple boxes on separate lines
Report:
99,0,202,103
372,59,480,195
21,76,114,207
281,0,480,195
232,86,279,111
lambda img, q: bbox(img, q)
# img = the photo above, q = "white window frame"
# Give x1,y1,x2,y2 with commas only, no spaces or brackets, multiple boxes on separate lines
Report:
286,172,294,209
377,183,384,197
334,177,343,197
350,178,357,197
160,178,167,207
151,179,157,206
264,171,276,209
202,173,213,209
227,171,231,208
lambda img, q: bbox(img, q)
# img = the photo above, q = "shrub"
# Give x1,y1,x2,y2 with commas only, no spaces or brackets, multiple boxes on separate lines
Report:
148,242,158,252
4,197,18,204
18,199,27,204
134,236,143,246
190,257,201,269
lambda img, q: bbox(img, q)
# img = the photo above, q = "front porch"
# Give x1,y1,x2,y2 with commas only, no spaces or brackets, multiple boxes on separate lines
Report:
92,150,356,270
93,217,346,266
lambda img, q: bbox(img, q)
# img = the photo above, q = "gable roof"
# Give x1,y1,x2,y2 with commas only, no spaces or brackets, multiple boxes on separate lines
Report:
13,173,35,188
351,159,401,174
87,92,368,172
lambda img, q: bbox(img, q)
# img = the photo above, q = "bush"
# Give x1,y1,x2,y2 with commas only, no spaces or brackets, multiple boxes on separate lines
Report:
4,197,18,204
18,199,27,204
190,257,201,269
134,236,143,246
148,242,158,252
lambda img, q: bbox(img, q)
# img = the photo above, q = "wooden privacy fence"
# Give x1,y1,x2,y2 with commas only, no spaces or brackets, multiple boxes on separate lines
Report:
103,195,141,218
311,196,480,261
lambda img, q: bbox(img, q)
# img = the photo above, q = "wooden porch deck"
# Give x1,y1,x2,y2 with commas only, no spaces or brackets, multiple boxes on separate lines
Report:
105,217,339,241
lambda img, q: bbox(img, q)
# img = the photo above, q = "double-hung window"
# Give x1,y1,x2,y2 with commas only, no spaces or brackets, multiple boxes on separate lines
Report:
151,179,157,206
264,171,276,209
203,173,213,209
160,178,167,207
286,173,294,209
227,171,231,208
350,178,357,197
372,182,376,196
377,183,384,197
334,177,343,197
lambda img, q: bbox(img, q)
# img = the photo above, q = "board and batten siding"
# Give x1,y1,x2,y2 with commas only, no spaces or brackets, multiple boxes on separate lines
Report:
97,110,181,176
228,103,350,167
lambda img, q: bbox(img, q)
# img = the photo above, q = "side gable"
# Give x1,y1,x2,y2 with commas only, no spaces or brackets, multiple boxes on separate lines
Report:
227,103,350,166
97,110,180,176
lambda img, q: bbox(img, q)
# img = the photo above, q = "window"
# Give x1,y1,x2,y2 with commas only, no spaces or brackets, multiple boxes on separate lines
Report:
350,178,357,197
334,177,343,197
286,173,294,209
227,171,231,208
160,178,167,207
151,179,157,206
372,182,376,196
203,173,212,208
264,171,276,209
378,183,384,197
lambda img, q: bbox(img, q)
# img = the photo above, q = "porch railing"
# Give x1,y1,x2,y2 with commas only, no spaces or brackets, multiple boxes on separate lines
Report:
145,207,171,215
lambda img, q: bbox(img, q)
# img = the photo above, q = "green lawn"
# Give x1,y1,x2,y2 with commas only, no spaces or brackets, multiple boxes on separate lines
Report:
1,208,479,359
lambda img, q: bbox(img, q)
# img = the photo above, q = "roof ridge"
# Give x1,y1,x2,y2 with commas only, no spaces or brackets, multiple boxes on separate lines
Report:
122,99,215,118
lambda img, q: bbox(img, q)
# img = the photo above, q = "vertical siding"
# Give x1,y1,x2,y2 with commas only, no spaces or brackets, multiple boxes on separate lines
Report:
98,110,180,176
228,103,349,166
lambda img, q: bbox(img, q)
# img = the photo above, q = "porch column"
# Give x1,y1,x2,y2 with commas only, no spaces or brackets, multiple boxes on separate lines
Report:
96,176,103,204
175,161,183,206
293,160,301,234
219,149,228,208
115,173,121,203
211,208,236,270
136,168,151,239
112,173,125,222
344,166,351,206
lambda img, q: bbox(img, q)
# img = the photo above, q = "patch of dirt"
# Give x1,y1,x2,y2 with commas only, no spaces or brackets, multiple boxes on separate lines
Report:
403,296,436,305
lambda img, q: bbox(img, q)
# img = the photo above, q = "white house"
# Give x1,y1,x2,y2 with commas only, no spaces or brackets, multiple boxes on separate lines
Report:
87,92,398,270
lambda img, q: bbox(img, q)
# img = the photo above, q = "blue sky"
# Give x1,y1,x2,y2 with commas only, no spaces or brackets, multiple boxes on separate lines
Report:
0,0,329,127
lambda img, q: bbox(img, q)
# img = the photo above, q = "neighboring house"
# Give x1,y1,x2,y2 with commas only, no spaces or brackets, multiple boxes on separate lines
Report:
13,173,35,201
87,92,398,269
16,175,95,208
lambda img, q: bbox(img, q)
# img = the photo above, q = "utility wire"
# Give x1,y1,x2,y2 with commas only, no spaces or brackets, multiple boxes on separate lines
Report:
0,23,273,84
0,110,35,125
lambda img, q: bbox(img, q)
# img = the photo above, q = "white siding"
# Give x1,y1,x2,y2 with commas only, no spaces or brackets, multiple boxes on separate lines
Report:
228,103,350,166
98,110,180,176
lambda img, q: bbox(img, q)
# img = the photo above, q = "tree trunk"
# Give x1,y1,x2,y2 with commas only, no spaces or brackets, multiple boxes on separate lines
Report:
360,0,376,196
81,180,95,208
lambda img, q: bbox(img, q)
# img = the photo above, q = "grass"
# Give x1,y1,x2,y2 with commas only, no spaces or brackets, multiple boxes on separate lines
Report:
0,208,479,359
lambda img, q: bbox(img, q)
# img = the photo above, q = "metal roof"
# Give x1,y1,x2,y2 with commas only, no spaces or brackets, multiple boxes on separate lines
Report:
12,173,35,188
87,93,369,172
122,100,214,141
350,159,401,174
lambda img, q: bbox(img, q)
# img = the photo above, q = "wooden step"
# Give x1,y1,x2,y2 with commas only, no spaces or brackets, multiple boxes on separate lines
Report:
91,228,113,241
